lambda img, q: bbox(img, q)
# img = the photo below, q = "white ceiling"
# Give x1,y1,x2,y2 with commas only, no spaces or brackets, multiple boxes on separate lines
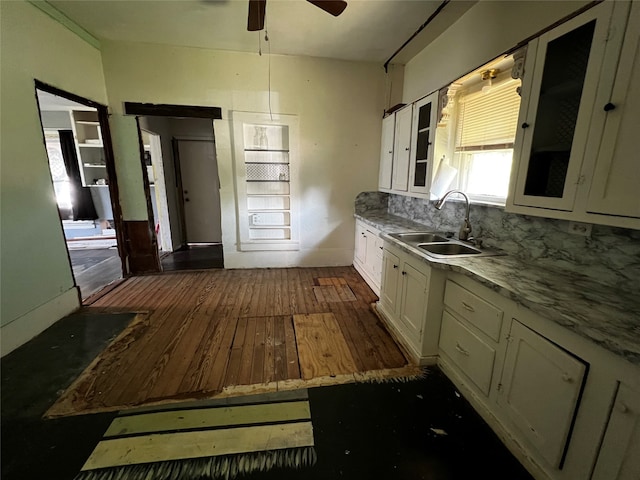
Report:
47,0,475,63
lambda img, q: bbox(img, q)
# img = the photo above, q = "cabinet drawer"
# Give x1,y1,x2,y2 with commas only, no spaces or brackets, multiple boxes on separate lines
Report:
439,311,496,395
444,281,503,342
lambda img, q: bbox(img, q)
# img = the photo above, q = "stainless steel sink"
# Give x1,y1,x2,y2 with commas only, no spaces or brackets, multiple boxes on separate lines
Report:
391,232,449,243
387,231,504,258
418,243,481,256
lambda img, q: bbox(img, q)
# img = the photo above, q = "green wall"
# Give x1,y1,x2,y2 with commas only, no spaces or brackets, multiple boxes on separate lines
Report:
0,1,108,332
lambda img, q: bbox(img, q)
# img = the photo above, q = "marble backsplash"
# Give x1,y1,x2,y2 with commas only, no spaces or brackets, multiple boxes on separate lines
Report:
355,192,640,294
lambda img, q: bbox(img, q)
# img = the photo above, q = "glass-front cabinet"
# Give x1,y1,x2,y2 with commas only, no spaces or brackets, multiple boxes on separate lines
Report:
510,2,614,211
409,92,438,196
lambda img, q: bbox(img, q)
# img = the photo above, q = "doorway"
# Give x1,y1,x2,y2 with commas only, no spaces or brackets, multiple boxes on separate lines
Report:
135,115,223,271
35,84,124,301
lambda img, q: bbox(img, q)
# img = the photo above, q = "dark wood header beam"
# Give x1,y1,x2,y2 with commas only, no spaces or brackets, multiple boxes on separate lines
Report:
123,102,222,119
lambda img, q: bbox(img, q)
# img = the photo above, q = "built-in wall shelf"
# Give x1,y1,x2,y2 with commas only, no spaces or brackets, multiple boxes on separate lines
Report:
71,110,106,187
233,112,299,251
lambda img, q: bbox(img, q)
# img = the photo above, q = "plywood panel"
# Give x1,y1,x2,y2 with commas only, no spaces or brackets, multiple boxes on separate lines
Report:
293,313,358,379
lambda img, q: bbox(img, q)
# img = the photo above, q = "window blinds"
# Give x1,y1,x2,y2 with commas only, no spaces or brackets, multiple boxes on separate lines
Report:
455,79,521,151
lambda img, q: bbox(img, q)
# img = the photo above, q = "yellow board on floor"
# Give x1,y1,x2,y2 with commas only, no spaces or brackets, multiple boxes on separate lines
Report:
82,421,314,470
293,313,357,379
104,401,311,437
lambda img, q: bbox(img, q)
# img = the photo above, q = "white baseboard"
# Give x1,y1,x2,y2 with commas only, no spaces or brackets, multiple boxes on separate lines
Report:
1,287,80,357
223,247,353,269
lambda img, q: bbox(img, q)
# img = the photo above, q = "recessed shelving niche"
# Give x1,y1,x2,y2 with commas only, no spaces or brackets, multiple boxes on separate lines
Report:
233,112,299,251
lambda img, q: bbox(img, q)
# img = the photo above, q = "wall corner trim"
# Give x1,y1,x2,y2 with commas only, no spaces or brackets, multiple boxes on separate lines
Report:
28,1,101,50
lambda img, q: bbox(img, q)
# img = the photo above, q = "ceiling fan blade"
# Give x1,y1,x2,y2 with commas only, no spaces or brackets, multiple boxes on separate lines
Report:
306,0,347,17
247,0,266,31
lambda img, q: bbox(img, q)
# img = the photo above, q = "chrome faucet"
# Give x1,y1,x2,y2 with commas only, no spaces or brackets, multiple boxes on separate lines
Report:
435,190,472,241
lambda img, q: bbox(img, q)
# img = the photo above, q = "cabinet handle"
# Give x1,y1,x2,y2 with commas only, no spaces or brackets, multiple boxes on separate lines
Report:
604,102,616,112
461,301,475,312
561,373,574,383
455,342,470,356
521,122,530,129
616,402,629,414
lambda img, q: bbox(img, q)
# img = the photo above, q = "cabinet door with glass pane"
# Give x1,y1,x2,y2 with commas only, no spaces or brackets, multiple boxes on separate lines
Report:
409,92,438,196
511,2,614,211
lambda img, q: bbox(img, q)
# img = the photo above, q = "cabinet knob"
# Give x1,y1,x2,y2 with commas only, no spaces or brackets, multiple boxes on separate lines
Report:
616,402,629,414
405,147,410,151
393,264,398,269
521,122,530,129
604,102,616,112
379,246,383,250
401,271,407,276
561,373,573,383
388,150,393,154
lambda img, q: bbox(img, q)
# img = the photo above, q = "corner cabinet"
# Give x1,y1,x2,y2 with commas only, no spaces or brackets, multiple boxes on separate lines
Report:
507,1,640,228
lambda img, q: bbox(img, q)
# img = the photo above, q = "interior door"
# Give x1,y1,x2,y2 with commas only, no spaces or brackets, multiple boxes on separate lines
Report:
176,139,222,244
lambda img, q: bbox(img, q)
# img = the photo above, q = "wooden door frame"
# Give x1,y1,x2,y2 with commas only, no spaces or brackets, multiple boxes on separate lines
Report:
34,80,128,278
124,102,222,255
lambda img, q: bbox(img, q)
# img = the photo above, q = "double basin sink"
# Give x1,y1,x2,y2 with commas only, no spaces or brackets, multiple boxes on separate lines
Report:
388,232,503,259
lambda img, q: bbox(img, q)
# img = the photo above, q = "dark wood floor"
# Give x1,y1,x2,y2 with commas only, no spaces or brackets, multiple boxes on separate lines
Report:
68,248,122,300
48,267,409,416
161,244,224,271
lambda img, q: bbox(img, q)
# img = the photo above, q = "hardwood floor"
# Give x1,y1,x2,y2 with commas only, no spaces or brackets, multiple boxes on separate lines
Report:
49,267,408,415
68,247,122,300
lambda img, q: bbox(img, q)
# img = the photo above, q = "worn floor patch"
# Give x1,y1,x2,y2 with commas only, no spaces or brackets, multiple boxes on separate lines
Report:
312,285,356,303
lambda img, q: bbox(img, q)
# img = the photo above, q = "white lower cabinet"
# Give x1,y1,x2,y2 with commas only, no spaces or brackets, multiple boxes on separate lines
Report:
439,311,496,396
433,274,640,480
592,384,640,480
497,320,587,469
353,219,383,295
377,242,445,364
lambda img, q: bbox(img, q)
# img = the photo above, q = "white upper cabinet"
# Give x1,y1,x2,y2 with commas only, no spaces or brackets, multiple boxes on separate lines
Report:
511,2,615,211
391,105,413,192
378,113,395,190
508,1,639,228
409,92,438,196
584,2,640,219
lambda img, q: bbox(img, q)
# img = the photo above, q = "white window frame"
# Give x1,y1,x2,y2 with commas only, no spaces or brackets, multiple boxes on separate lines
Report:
437,60,522,206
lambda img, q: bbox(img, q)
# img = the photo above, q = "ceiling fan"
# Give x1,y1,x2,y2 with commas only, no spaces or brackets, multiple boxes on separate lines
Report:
247,0,347,31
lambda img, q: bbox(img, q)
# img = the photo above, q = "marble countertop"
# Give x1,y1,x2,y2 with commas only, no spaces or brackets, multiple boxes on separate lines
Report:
355,212,640,367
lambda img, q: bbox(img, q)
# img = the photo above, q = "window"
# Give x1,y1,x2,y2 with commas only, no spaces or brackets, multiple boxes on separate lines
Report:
434,56,522,204
44,130,73,213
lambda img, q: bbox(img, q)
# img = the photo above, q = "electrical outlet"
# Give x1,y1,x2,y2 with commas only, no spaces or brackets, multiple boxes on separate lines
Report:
568,221,592,237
